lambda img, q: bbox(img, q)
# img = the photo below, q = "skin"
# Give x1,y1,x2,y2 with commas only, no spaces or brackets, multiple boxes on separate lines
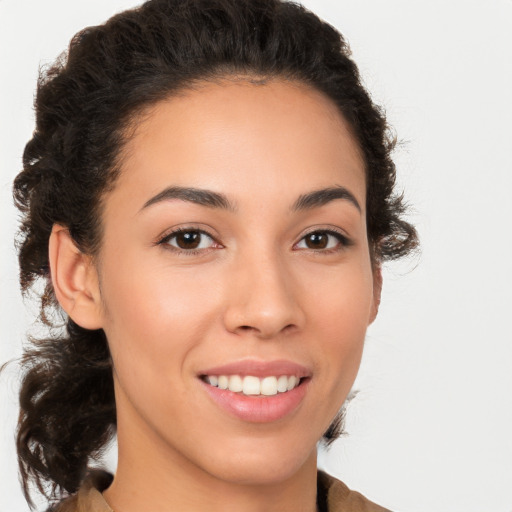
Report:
50,79,381,512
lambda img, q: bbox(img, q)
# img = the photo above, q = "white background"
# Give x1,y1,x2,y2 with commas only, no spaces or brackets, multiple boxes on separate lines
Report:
1,1,511,511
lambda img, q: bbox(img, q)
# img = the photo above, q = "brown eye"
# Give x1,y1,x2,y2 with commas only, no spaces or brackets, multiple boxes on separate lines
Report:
296,230,348,251
164,230,215,251
304,232,329,249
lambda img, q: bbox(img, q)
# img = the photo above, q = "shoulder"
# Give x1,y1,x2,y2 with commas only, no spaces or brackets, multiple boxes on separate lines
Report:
50,471,113,512
318,470,392,512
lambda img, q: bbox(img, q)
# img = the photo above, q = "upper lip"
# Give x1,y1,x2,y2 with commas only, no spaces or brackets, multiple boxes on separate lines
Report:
199,359,311,378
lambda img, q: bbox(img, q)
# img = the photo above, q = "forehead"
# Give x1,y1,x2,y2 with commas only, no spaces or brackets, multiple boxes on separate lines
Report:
111,79,366,214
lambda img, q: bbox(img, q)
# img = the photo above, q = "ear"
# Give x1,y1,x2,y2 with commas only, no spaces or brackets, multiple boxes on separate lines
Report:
369,264,382,325
49,224,103,330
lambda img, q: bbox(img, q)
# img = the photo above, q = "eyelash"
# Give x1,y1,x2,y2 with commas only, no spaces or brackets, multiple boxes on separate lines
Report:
156,227,352,255
157,227,220,255
295,229,353,253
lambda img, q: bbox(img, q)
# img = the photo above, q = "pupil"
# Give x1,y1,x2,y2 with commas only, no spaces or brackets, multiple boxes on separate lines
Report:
307,233,327,249
177,231,200,249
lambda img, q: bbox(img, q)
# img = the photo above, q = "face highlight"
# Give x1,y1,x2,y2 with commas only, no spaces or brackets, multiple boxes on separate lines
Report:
91,79,379,488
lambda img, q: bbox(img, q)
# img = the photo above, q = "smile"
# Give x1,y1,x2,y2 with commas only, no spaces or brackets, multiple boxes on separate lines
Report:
203,374,301,396
198,360,311,422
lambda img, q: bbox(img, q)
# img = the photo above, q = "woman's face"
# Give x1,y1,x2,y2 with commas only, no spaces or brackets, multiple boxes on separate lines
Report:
94,79,379,485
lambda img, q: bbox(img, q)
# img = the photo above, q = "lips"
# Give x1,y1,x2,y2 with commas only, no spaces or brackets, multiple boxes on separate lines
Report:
198,360,311,423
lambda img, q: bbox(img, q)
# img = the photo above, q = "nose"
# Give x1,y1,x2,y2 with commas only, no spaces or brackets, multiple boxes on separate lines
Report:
222,251,305,339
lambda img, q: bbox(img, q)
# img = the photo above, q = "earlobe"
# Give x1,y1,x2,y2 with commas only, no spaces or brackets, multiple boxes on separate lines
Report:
369,265,383,325
49,224,103,330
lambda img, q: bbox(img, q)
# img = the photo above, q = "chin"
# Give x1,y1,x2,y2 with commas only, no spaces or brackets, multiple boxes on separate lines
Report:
199,435,318,487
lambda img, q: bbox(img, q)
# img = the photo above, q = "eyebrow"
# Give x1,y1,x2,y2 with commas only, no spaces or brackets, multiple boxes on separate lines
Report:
141,186,236,212
140,184,361,214
292,186,361,213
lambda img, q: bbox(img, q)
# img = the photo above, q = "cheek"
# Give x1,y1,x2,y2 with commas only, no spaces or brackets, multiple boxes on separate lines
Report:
303,259,373,387
302,256,374,330
98,253,223,380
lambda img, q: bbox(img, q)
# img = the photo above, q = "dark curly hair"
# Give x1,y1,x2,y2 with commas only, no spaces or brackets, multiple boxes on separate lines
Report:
13,0,418,508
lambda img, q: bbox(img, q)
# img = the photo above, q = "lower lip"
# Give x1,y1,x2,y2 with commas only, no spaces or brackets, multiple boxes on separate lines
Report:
201,379,309,423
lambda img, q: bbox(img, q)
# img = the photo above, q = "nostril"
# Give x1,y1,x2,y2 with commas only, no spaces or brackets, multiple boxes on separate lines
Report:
282,324,297,334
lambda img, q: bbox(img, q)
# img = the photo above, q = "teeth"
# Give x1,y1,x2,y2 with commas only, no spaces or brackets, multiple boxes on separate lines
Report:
277,375,288,393
287,375,297,391
205,374,301,396
218,375,229,389
229,375,243,393
261,376,278,396
207,375,218,386
261,377,277,396
243,376,261,395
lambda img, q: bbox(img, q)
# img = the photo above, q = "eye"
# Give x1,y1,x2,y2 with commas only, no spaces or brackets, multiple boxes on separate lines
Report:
295,230,349,251
160,229,216,251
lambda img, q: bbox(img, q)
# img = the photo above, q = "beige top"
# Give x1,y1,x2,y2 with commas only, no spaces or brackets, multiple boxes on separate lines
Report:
53,470,391,512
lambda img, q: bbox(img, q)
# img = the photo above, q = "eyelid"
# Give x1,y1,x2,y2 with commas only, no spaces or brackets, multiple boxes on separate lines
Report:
154,224,352,255
155,222,218,243
155,225,222,254
294,227,353,251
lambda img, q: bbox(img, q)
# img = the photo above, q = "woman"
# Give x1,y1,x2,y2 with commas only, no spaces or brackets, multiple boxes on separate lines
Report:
13,0,417,510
